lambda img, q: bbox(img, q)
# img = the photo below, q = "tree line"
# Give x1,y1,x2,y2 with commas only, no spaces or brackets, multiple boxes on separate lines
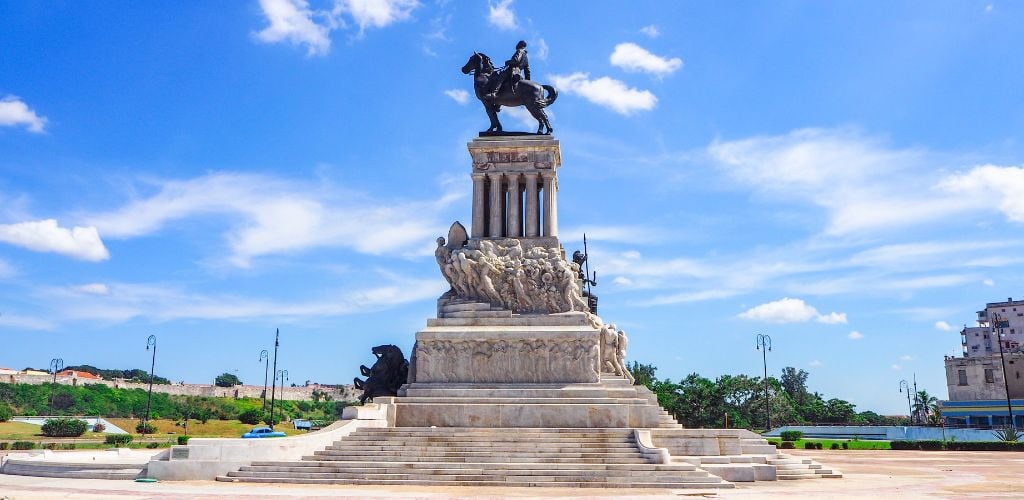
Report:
628,362,909,429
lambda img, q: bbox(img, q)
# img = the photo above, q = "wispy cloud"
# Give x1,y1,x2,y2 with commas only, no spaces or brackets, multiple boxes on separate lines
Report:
0,219,109,261
935,321,952,331
0,312,55,330
849,330,864,340
639,25,660,38
254,0,419,56
85,172,463,268
488,0,517,30
534,38,549,61
609,42,682,78
738,297,846,324
0,95,47,133
550,72,656,115
444,89,469,104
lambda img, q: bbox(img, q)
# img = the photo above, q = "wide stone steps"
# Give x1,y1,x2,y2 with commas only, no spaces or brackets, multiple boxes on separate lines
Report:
220,427,734,489
768,455,843,480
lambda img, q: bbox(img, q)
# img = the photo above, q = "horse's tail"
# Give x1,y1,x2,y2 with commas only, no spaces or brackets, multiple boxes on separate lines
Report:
540,85,558,108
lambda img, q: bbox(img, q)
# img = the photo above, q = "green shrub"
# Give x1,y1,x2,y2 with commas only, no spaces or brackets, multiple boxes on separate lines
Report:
918,440,945,450
842,442,849,449
780,430,803,441
60,443,76,450
41,418,88,437
105,434,133,446
262,414,281,426
135,421,156,435
780,441,795,449
238,408,266,425
815,442,823,450
44,442,57,450
0,402,13,422
830,442,840,450
0,442,9,450
804,442,816,449
146,442,160,448
177,436,190,445
993,428,1023,442
11,441,35,450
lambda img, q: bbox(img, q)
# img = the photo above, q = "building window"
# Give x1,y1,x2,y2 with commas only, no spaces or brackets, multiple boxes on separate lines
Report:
958,370,968,386
985,369,995,383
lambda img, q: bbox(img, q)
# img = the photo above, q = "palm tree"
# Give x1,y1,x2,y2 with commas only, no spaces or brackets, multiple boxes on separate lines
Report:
913,390,939,424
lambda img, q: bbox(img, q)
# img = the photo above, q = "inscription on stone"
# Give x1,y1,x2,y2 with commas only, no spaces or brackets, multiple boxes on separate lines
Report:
171,447,190,460
487,151,529,163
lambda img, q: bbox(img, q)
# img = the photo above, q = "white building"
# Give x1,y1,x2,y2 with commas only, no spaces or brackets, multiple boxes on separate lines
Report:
960,297,1024,358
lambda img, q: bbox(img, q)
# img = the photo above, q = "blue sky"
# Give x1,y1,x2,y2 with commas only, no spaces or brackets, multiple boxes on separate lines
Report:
1,1,1022,415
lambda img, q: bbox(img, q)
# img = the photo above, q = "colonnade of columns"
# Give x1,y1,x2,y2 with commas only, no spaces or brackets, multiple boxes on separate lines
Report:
471,171,557,239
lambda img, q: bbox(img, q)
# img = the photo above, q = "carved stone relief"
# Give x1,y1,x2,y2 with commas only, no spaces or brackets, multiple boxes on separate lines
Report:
413,337,600,384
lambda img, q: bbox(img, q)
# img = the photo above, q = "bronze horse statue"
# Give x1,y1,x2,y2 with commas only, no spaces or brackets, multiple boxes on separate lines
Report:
461,52,557,135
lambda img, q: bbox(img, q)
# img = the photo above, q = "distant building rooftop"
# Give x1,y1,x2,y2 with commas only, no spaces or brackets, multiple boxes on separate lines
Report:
57,369,102,380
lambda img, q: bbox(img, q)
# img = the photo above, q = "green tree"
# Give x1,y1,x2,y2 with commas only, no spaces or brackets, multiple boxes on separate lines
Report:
780,367,810,405
214,373,242,387
913,390,939,424
627,362,658,388
0,401,12,422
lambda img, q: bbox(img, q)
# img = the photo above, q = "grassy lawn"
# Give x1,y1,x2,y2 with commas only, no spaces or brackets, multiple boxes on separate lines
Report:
767,438,892,450
105,418,306,438
0,421,106,441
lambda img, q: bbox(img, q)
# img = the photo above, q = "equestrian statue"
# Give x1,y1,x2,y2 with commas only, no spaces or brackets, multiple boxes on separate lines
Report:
461,40,557,135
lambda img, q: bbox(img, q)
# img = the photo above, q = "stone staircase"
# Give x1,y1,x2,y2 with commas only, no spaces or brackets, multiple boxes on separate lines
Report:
218,427,734,489
769,454,843,479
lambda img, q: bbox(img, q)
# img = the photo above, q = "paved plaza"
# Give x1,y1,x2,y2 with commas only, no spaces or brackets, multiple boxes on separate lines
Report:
2,449,1022,499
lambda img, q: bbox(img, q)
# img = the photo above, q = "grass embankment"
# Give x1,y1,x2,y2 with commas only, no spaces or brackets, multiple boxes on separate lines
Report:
0,421,107,441
106,418,305,438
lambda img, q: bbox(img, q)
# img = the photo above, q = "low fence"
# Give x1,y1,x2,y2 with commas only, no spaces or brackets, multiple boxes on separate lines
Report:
763,425,1007,442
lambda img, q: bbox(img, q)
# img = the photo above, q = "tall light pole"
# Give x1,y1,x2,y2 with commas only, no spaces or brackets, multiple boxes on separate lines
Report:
912,373,919,425
259,349,270,411
756,334,772,431
145,335,157,426
270,369,288,429
48,358,64,416
899,380,912,425
992,313,1015,429
268,329,280,428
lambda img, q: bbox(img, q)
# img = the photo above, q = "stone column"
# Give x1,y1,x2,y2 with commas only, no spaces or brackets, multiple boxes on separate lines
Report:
488,172,504,237
471,173,486,238
507,173,522,238
524,173,539,237
541,171,558,237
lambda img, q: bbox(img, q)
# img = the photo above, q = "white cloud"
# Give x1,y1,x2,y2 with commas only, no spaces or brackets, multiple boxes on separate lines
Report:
254,0,418,55
809,360,822,367
891,364,901,370
0,219,109,261
501,106,542,128
0,312,54,330
984,279,995,286
817,312,848,324
899,355,914,361
535,38,549,61
85,172,461,268
935,320,952,331
938,165,1024,223
444,89,469,104
0,95,47,133
255,0,334,56
707,128,976,236
612,276,634,286
341,0,419,34
738,297,845,324
550,72,656,115
488,0,517,30
72,283,110,295
640,25,660,38
609,42,682,78
44,276,444,324
848,330,864,340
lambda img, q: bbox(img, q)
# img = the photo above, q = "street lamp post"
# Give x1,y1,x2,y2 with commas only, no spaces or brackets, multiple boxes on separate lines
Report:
912,373,919,425
899,380,912,425
755,334,772,431
992,313,1015,429
145,335,157,426
270,369,288,429
259,349,270,411
268,329,280,428
48,358,64,415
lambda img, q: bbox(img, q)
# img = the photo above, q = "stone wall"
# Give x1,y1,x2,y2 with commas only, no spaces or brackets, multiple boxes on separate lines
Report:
0,373,357,402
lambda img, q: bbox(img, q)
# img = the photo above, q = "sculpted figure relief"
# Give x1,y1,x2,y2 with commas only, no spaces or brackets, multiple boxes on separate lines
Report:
435,232,589,315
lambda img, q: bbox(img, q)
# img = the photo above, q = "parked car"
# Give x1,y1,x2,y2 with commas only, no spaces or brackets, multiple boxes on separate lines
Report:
241,426,286,439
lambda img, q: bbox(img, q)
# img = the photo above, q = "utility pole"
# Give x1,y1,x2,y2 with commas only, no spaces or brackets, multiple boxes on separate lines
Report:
145,335,157,426
268,329,280,429
899,380,912,425
993,313,1015,429
259,349,270,411
912,373,919,425
756,334,772,431
48,358,64,415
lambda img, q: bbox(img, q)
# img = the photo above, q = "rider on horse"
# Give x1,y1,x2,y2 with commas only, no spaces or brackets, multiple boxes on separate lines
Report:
485,40,530,100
